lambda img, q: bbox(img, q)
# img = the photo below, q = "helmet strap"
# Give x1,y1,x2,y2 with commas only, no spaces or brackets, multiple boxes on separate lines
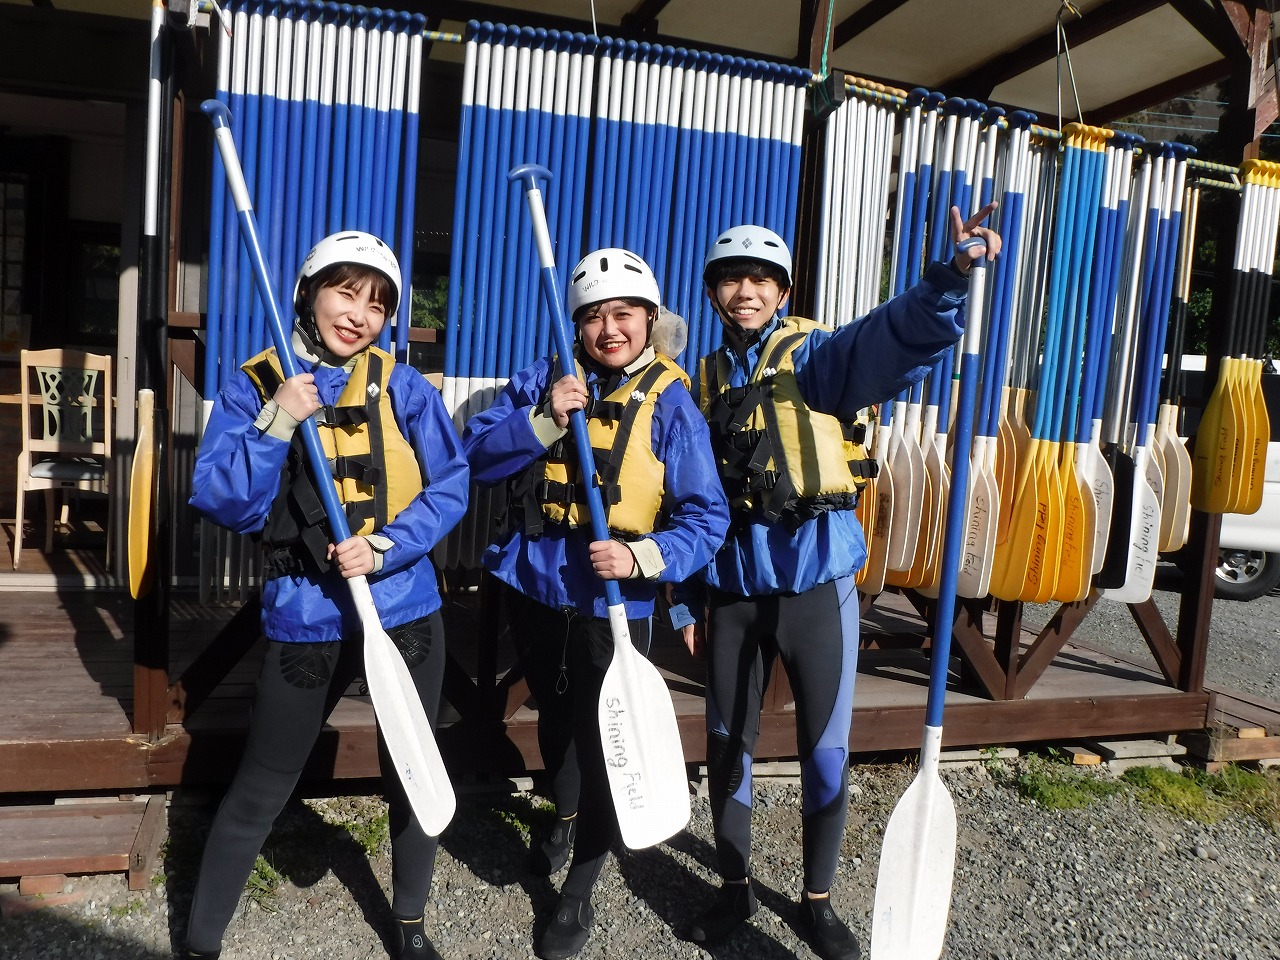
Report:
293,316,351,368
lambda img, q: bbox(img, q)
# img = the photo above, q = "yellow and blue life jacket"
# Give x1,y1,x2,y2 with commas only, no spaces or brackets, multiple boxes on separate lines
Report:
515,351,689,538
243,345,425,578
699,316,877,532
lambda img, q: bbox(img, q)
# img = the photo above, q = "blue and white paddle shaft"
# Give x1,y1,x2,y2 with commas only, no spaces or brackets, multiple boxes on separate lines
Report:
872,236,988,960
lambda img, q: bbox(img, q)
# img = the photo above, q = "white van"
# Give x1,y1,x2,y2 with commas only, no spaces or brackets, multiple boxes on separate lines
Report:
1177,357,1280,601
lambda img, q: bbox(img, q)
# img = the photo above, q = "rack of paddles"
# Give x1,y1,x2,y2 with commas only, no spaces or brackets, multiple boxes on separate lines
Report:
194,6,1280,611
436,22,809,570
821,100,1280,609
435,59,1280,607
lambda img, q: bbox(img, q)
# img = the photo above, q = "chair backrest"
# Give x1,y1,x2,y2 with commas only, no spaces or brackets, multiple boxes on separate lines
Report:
19,348,113,460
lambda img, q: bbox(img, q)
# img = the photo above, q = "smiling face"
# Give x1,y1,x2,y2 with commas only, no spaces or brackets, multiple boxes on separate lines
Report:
308,270,389,359
576,298,653,370
709,269,791,332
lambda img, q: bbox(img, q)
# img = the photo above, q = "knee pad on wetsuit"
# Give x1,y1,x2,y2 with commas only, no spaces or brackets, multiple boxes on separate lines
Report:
278,644,334,689
708,729,754,806
801,746,848,815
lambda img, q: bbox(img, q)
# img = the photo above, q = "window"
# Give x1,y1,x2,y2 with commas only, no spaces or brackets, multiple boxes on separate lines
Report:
65,221,120,347
0,174,28,360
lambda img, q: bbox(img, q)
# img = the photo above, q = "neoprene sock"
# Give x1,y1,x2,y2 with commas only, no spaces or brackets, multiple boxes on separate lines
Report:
394,915,443,960
530,814,577,876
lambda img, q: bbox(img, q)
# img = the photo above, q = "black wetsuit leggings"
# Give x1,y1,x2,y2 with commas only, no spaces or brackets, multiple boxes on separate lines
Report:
185,613,445,954
704,576,860,894
508,588,651,901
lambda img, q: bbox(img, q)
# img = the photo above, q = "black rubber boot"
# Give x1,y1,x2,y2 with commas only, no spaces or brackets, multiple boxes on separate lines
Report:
394,916,444,960
687,880,759,943
536,893,594,960
530,815,577,876
797,895,861,960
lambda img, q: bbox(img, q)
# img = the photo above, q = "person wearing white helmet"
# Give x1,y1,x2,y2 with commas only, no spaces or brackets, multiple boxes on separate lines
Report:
186,231,469,960
463,247,728,960
677,209,1001,960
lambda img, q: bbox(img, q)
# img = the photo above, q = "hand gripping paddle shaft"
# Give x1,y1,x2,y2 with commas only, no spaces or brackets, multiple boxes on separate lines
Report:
509,163,691,850
201,99,456,837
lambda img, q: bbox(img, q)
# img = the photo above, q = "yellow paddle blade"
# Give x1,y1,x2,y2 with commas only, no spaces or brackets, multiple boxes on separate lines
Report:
128,390,156,600
1240,359,1269,514
1190,357,1234,512
1155,405,1192,551
996,387,1031,545
855,476,877,589
1027,445,1065,604
1053,444,1095,603
1223,358,1252,512
990,437,1045,601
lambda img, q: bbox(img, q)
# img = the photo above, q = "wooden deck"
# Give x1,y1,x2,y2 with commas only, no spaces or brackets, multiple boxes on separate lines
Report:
0,572,1240,796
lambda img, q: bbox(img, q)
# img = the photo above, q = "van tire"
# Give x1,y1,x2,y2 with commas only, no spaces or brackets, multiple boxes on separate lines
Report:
1215,549,1280,602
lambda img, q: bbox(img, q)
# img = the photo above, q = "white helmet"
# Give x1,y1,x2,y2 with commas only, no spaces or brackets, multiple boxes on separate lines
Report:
293,231,402,317
703,225,793,289
566,248,661,318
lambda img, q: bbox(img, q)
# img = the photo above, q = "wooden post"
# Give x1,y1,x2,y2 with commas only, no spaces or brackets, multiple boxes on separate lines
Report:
132,10,174,740
1176,0,1274,697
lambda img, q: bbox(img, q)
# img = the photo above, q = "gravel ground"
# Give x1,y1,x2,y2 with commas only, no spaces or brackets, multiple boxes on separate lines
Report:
2,761,1279,960
4,578,1279,960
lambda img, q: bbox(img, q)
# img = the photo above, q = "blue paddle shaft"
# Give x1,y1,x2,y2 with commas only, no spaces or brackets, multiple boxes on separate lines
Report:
925,237,987,728
509,163,625,608
202,99,355,546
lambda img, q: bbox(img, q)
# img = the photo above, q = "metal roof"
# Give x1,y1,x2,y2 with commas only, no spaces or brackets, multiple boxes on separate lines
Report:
0,0,1267,129
407,0,1265,128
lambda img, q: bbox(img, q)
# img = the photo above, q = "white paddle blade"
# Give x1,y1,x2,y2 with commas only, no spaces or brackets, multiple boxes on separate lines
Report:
599,607,691,849
354,578,457,837
1098,448,1161,604
871,727,957,960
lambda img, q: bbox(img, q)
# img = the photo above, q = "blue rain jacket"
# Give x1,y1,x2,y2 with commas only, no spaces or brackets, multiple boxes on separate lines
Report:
190,346,469,643
462,351,730,620
694,259,970,600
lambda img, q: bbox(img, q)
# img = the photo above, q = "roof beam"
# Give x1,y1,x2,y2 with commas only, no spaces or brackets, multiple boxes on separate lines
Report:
1089,57,1231,125
832,0,906,50
1169,0,1251,60
391,0,772,61
944,0,1169,99
621,0,674,34
798,0,839,74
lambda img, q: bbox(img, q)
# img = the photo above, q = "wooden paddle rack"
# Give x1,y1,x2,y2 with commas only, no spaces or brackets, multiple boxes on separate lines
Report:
848,505,1223,746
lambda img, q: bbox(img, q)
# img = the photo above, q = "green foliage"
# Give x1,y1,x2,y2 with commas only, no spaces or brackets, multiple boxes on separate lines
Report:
308,796,391,857
1119,765,1280,827
1013,754,1123,810
245,854,286,910
1123,766,1222,822
344,810,391,857
108,898,144,918
981,744,1009,776
1205,764,1279,826
411,274,449,329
